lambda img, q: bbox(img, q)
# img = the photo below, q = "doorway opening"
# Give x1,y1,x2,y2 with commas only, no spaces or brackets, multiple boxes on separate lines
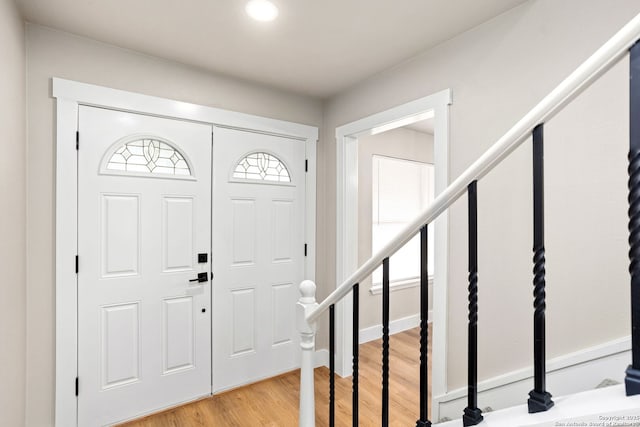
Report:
334,90,451,421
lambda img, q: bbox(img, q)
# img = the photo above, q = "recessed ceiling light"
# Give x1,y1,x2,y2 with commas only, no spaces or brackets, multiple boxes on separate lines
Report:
246,0,279,22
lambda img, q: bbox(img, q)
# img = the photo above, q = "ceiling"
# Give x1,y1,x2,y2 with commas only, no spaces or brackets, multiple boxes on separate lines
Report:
17,0,529,98
406,118,434,135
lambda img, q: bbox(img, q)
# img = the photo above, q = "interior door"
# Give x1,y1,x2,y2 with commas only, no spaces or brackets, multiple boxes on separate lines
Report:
77,106,212,426
212,126,306,392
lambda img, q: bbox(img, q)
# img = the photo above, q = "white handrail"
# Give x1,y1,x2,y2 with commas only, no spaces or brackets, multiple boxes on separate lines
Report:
307,12,640,324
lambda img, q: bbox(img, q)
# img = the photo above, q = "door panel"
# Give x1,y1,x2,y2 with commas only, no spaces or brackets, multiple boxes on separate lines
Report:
101,194,140,277
78,107,212,426
212,127,305,392
162,296,195,373
162,196,195,271
101,302,140,389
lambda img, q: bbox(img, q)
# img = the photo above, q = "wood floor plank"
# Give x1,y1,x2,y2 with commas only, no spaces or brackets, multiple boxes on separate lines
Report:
118,326,432,426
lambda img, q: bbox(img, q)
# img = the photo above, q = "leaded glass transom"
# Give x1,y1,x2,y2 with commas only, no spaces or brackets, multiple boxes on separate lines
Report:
233,152,291,182
106,138,191,176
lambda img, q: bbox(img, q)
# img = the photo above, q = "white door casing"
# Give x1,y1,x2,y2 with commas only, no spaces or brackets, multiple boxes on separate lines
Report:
54,78,317,427
77,107,212,426
212,126,306,392
334,90,451,417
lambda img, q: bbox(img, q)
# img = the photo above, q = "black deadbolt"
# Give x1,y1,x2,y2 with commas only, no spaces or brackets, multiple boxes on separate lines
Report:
198,253,208,263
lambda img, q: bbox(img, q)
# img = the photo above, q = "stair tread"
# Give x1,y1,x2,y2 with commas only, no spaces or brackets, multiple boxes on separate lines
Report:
435,385,640,427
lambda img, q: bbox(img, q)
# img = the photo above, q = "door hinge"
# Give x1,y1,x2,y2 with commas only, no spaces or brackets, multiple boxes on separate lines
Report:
76,131,79,150
75,255,78,274
75,377,79,396
305,159,308,172
304,244,307,257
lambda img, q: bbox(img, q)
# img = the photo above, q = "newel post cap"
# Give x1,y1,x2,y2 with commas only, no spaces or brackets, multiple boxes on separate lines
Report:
299,280,317,304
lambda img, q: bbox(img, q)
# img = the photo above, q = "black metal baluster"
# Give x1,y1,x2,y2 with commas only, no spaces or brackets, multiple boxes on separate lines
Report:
329,304,335,427
382,258,390,427
527,124,554,413
416,225,432,427
463,181,483,426
352,283,360,425
626,40,640,396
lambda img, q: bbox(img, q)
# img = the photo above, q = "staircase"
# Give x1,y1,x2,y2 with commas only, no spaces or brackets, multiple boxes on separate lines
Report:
297,11,640,427
436,385,640,427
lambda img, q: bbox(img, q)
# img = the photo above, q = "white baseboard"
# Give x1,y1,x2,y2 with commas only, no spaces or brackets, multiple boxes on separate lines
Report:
315,349,329,368
432,336,631,422
359,312,432,344
435,384,640,427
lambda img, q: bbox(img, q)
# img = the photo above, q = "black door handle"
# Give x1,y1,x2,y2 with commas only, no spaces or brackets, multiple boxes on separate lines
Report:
189,272,209,283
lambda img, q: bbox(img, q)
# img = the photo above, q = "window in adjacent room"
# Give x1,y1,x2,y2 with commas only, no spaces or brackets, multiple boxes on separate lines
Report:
371,155,434,291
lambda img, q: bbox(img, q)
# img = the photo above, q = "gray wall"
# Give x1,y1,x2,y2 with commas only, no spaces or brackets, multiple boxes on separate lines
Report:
358,127,433,330
24,24,323,427
0,1,26,426
321,0,639,391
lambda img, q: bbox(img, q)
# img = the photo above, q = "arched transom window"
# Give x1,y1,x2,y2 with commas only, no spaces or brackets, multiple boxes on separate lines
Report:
106,138,191,176
233,152,291,183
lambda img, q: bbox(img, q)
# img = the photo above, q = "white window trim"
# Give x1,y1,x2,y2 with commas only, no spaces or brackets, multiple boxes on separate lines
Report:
369,275,434,295
335,89,451,420
53,78,318,427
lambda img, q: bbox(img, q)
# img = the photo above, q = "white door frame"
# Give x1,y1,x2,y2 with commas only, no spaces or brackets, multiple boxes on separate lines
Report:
53,78,318,427
334,89,451,407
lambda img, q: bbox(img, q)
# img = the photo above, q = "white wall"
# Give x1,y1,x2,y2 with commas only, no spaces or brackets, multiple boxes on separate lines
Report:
358,127,433,330
322,0,640,394
24,24,323,427
0,1,26,426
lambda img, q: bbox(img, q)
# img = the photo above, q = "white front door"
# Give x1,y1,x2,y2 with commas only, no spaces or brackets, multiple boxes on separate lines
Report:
212,127,306,391
77,107,212,426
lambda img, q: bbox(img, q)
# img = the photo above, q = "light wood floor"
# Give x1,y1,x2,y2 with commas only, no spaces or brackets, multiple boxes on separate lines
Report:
119,326,431,426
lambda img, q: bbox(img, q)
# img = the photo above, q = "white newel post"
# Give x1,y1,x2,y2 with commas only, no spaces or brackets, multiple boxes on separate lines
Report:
297,280,319,427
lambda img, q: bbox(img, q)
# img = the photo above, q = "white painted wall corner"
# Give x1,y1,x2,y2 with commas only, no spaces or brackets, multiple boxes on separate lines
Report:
315,349,329,368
